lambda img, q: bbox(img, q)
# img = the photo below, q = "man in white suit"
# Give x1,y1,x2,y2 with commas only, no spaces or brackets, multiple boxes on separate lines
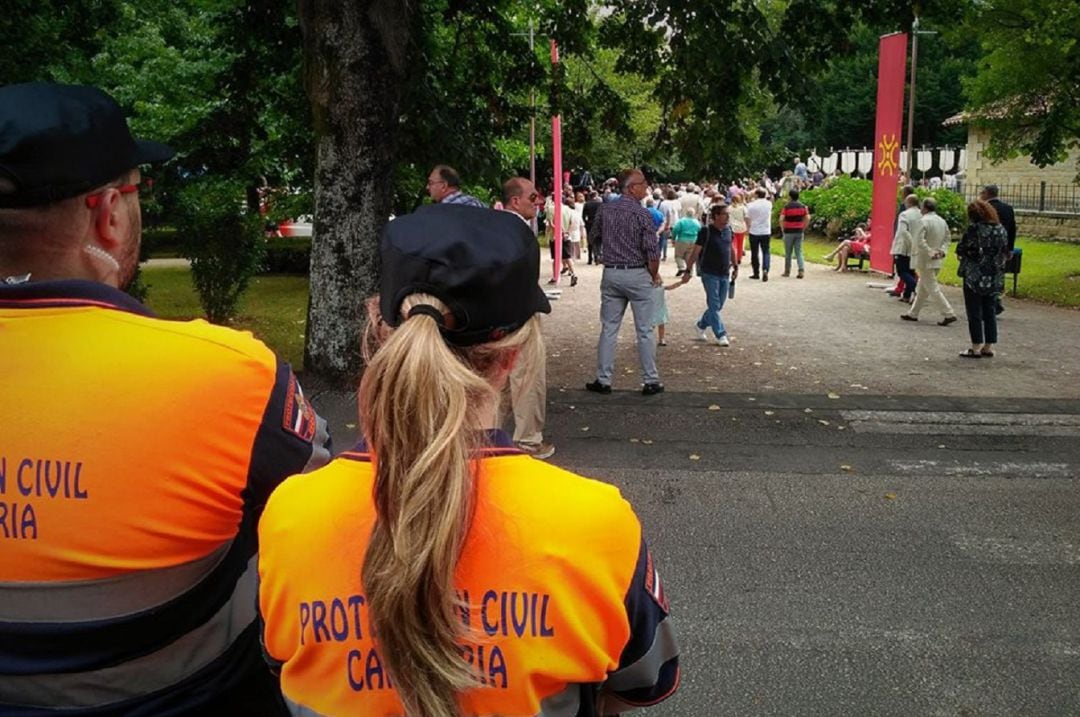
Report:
902,197,958,325
891,194,922,303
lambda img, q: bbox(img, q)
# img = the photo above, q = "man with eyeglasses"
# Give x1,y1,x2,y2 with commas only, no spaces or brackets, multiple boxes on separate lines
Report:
0,83,330,715
426,164,486,207
586,168,664,396
499,176,555,460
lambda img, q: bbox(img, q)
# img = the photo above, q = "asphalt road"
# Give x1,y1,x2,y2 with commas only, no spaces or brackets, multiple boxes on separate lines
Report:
540,389,1080,717
303,253,1080,715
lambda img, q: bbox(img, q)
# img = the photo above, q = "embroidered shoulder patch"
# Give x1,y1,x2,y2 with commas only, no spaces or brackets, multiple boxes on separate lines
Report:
282,375,317,443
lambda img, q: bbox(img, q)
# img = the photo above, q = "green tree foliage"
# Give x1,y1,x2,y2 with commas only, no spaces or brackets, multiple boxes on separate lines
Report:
561,48,673,178
756,22,975,171
0,1,120,84
963,0,1080,170
598,1,982,179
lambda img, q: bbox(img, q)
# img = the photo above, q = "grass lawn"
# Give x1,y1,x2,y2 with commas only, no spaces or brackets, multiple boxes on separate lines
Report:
799,234,1080,308
142,267,309,368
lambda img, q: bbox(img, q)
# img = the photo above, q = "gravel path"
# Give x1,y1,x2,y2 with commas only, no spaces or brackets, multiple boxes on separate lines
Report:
541,255,1080,399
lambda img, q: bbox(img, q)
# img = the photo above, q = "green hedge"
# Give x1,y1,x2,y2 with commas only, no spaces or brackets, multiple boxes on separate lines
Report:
782,177,968,238
262,237,312,274
800,177,874,237
141,226,182,259
177,179,265,324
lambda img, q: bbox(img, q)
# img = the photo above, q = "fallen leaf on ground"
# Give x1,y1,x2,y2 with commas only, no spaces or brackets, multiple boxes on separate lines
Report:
689,454,700,461
840,464,854,472
629,438,639,443
580,426,590,432
804,408,813,413
827,392,841,399
642,439,654,445
708,404,721,411
884,492,897,500
747,397,757,402
345,423,356,429
764,410,775,416
818,419,831,426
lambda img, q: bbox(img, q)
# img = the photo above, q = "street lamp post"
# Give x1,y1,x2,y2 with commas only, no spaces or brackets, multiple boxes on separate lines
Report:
511,21,538,234
904,16,937,177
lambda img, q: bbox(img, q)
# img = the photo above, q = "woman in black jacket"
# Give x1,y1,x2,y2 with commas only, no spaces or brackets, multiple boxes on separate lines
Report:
955,200,1009,358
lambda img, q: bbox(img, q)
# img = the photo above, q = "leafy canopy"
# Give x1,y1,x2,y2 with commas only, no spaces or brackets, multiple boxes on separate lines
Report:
963,0,1080,169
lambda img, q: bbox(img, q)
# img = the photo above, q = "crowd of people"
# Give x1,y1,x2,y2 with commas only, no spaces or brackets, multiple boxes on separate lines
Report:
0,81,1019,717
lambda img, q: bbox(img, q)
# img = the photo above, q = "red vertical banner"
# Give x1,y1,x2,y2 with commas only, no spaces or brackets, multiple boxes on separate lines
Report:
869,32,908,274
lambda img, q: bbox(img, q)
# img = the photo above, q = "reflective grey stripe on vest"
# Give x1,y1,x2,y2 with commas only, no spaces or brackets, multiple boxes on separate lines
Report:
0,541,231,622
304,414,332,473
285,694,330,717
0,556,257,708
603,616,678,692
536,684,582,716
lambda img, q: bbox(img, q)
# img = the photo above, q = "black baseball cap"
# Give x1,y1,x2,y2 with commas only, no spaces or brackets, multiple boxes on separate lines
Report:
380,204,551,346
0,83,175,208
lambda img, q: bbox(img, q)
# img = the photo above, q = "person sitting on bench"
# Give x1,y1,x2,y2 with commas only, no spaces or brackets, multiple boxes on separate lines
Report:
824,223,871,272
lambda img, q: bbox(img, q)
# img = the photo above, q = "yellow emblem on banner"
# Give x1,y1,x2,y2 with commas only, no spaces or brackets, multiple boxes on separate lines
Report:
877,134,899,176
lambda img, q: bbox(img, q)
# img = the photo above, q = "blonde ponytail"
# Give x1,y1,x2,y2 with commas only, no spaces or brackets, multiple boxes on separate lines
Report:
359,294,540,717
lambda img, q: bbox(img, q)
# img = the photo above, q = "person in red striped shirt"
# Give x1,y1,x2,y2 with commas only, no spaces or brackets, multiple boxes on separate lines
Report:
779,189,811,279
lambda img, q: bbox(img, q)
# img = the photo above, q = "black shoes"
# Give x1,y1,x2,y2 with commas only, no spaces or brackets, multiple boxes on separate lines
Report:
585,380,612,394
762,271,769,283
570,275,578,287
587,380,664,395
900,314,918,321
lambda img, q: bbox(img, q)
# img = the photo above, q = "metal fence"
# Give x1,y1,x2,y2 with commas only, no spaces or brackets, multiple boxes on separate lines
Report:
962,182,1080,213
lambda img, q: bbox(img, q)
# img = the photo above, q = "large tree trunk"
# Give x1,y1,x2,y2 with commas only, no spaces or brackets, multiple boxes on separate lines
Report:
299,0,418,386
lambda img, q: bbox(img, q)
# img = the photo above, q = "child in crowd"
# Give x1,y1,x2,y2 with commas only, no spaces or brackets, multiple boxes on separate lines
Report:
653,279,686,346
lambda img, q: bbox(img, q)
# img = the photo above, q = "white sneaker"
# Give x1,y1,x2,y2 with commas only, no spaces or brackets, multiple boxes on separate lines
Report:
694,325,708,341
715,335,730,347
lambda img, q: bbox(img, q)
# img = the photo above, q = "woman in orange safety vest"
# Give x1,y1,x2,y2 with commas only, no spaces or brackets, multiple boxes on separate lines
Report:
258,203,680,717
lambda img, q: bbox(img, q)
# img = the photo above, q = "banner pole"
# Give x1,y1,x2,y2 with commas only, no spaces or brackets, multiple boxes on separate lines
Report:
551,38,563,284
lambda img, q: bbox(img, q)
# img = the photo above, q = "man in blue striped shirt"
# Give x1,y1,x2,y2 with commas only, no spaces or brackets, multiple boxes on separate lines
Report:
586,168,664,396
427,164,486,207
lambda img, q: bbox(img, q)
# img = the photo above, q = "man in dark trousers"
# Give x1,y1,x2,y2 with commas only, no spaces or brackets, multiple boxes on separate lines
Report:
582,190,603,264
980,184,1016,315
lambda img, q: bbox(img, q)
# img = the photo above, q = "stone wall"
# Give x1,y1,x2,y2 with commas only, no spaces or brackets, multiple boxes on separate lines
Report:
965,127,1080,189
1016,210,1080,243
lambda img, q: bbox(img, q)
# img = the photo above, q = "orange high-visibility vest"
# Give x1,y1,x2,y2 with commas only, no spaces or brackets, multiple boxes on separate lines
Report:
259,433,679,717
0,279,330,715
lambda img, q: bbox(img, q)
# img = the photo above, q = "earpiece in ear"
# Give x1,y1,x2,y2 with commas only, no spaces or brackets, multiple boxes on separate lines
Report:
83,245,121,272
